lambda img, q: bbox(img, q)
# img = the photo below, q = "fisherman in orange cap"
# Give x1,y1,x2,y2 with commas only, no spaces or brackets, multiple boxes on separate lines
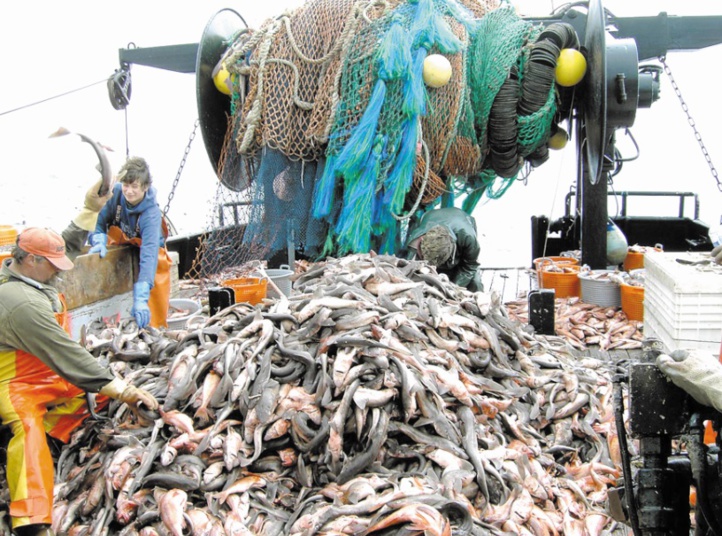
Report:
0,227,158,536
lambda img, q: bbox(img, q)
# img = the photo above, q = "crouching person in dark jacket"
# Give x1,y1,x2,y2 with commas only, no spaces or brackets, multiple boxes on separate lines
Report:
406,207,483,291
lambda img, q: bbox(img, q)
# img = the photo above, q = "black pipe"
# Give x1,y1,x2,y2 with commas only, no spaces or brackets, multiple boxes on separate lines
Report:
614,378,643,536
688,415,722,536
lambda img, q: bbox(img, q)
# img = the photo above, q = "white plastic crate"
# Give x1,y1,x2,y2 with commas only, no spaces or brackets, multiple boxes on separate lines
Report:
645,302,722,354
643,251,722,352
645,277,722,329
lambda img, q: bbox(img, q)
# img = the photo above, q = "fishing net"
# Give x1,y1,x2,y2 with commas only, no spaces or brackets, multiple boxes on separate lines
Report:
409,154,449,207
182,149,326,282
180,182,256,281
188,0,581,272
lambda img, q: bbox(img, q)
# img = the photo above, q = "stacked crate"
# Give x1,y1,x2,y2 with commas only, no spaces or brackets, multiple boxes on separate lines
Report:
644,251,722,354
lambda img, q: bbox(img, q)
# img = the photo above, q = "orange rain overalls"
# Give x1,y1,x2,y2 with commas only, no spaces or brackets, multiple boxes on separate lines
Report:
0,297,108,529
107,222,171,328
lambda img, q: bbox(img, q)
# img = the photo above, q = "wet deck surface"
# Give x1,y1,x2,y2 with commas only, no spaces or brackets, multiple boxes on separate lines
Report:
479,266,538,304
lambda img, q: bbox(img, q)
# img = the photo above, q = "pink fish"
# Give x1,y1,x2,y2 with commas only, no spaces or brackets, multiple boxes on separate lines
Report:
159,488,188,536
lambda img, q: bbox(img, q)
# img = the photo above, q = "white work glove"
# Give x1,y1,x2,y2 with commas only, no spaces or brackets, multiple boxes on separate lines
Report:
656,349,722,413
712,244,722,265
99,377,159,410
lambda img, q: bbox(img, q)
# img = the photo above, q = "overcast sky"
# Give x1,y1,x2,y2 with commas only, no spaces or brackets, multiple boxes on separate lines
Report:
1,0,721,266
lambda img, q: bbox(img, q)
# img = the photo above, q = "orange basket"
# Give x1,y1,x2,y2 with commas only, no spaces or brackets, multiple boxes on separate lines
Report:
538,264,581,298
620,283,644,321
221,277,268,305
534,257,579,286
0,225,18,247
534,257,579,277
623,246,663,272
623,251,645,272
0,225,17,264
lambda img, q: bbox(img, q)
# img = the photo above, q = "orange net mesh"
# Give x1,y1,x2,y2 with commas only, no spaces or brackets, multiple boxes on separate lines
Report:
226,0,498,179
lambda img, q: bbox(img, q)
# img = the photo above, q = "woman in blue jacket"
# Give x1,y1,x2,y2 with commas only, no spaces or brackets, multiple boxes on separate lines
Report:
89,157,171,328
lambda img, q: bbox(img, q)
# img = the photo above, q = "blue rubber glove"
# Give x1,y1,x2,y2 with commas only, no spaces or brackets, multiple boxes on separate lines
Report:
88,233,108,258
132,281,152,328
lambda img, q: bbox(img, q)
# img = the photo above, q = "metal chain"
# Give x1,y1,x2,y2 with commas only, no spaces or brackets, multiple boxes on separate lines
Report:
163,119,199,216
659,55,721,193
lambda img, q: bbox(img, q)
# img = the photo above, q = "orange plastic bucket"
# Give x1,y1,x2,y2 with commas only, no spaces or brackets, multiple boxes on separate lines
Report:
221,277,268,305
0,225,17,264
623,251,645,272
0,225,17,247
620,283,644,321
534,256,578,270
623,246,663,272
534,256,579,285
539,264,580,298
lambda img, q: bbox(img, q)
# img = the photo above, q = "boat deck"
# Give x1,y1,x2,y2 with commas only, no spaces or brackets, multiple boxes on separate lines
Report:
479,265,538,304
480,265,649,362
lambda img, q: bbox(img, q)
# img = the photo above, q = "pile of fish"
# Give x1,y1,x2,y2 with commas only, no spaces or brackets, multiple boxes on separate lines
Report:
505,296,644,352
8,254,634,535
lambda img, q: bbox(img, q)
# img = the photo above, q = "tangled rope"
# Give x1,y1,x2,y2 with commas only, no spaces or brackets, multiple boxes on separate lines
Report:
210,0,582,263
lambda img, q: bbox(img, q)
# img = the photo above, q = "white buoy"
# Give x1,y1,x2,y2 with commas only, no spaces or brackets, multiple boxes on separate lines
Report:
606,219,628,266
423,54,453,88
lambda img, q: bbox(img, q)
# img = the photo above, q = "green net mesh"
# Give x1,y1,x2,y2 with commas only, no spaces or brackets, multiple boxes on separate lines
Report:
468,5,540,156
188,0,578,273
517,85,556,156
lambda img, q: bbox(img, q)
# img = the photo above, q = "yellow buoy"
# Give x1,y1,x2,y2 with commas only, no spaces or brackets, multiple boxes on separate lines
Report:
423,54,453,88
555,48,587,87
549,127,568,150
212,62,234,96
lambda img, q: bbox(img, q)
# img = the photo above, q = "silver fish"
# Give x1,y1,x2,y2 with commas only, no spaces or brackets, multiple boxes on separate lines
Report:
49,127,114,195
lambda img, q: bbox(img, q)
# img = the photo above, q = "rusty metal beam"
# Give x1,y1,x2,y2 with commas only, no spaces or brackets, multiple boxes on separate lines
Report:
57,247,136,310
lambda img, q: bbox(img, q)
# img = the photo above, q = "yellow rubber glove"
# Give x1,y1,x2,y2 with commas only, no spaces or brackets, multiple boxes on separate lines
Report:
73,179,113,231
100,377,159,410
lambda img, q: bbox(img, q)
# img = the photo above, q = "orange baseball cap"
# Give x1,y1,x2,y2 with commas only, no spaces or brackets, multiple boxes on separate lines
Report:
17,227,74,271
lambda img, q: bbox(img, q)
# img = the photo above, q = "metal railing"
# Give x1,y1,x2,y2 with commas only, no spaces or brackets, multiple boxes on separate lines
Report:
565,191,700,219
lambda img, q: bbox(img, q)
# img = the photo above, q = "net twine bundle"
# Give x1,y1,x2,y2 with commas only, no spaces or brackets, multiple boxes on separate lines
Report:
317,0,484,254
410,153,448,207
225,0,390,162
219,1,494,176
196,0,580,270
